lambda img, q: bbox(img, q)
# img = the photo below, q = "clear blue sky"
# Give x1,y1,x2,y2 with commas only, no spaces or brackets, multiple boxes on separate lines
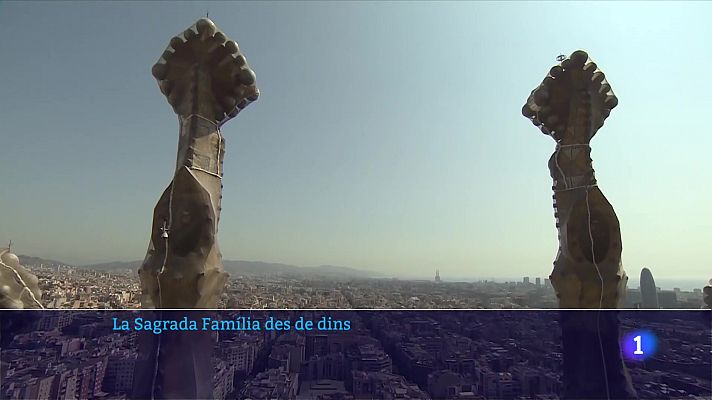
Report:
0,1,709,281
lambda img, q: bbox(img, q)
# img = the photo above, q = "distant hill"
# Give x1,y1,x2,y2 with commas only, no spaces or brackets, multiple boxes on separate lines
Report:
18,254,379,280
18,255,73,267
84,260,142,272
221,260,376,279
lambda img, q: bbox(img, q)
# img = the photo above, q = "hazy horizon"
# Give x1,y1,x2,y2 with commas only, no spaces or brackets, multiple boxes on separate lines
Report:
14,253,707,287
1,2,710,281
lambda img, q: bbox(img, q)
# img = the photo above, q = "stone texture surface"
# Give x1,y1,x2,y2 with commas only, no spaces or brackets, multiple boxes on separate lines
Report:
522,50,627,309
523,50,636,400
138,18,258,309
0,247,43,309
134,17,259,400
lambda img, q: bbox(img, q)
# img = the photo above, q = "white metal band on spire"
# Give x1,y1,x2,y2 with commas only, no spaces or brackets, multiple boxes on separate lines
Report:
547,133,610,400
551,142,595,192
180,114,224,179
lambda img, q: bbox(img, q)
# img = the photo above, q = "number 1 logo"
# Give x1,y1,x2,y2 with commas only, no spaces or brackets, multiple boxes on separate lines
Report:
633,335,643,355
623,330,657,361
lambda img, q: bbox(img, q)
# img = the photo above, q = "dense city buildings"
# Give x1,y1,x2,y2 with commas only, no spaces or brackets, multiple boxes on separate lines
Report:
2,260,709,399
2,311,709,399
27,263,141,309
20,259,707,310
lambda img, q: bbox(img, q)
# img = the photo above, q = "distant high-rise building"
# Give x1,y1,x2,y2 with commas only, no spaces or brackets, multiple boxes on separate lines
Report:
640,267,659,309
658,290,678,309
624,288,642,308
435,269,441,283
544,278,551,288
523,277,530,285
535,277,541,287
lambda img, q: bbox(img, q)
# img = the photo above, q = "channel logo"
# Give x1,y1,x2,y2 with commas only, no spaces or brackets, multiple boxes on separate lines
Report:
622,330,658,361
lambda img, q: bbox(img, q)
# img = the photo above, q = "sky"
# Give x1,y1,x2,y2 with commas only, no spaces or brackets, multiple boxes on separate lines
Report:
0,1,710,282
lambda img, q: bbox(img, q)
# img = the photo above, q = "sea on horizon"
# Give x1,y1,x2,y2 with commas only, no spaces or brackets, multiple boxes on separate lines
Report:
426,277,707,292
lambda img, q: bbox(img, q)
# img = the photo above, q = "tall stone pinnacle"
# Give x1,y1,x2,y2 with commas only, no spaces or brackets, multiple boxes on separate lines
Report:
522,49,626,309
0,247,43,309
138,18,259,309
522,50,637,400
133,18,259,400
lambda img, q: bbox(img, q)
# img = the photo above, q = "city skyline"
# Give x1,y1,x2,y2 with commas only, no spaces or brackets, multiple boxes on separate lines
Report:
11,251,707,291
1,2,711,280
21,260,710,309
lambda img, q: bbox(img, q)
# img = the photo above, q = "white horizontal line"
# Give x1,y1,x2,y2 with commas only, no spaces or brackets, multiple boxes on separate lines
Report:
0,308,707,312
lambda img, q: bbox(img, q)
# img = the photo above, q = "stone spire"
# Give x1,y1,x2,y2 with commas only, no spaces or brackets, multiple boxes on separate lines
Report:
138,17,259,309
133,18,259,400
522,49,626,309
522,50,636,399
0,245,43,309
